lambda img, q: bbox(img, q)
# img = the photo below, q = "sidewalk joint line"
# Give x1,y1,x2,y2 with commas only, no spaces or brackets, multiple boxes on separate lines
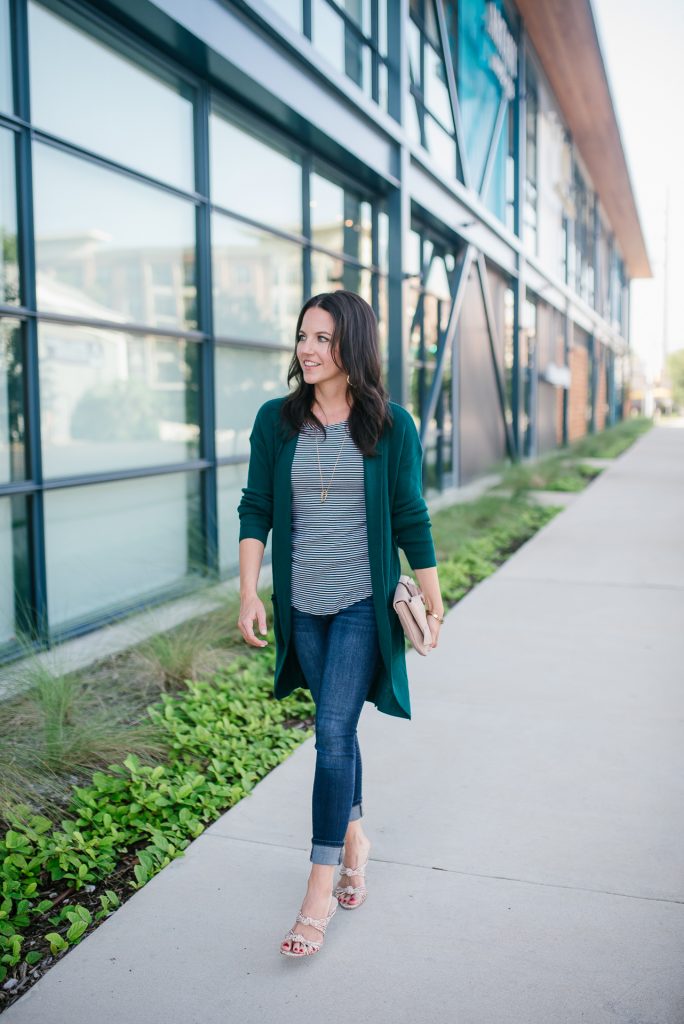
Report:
200,832,684,906
497,577,684,592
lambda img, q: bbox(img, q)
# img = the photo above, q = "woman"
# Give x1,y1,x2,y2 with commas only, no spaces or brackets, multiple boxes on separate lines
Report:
236,290,444,958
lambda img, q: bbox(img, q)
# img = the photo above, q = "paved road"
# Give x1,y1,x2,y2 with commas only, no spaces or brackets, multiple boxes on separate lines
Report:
5,424,684,1024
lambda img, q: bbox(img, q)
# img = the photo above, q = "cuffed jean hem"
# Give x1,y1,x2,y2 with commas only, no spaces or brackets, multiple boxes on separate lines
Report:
349,801,363,821
310,843,344,866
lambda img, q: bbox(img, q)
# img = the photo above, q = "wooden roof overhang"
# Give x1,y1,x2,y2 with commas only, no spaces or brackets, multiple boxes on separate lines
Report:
516,0,652,278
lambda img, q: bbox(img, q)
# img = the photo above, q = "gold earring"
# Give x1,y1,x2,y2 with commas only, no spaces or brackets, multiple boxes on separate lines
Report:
346,374,352,387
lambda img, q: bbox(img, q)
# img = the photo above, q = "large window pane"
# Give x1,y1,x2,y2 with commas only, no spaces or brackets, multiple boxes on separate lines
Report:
44,471,201,629
406,235,457,493
312,0,371,95
0,130,19,305
311,251,371,301
38,324,200,478
379,61,389,116
217,462,272,575
524,74,538,257
504,286,515,431
378,210,389,275
0,495,29,648
408,18,421,85
377,274,388,371
310,173,372,263
28,2,194,191
379,0,388,54
339,0,371,35
0,497,15,645
312,0,348,76
261,0,301,32
425,115,457,179
458,0,512,218
212,213,302,344
0,0,12,114
406,229,422,278
215,345,290,459
425,252,451,300
218,462,245,575
210,110,302,234
263,0,383,106
0,319,24,483
424,43,452,128
406,91,423,149
33,143,197,330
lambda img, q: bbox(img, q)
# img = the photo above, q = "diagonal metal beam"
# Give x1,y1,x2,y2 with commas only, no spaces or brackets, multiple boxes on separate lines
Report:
434,0,472,191
479,92,508,201
409,288,426,340
409,247,437,336
408,65,428,150
420,244,475,446
475,251,518,460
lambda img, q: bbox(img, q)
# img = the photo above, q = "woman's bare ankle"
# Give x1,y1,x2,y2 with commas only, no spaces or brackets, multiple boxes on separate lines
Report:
344,824,370,851
306,864,335,899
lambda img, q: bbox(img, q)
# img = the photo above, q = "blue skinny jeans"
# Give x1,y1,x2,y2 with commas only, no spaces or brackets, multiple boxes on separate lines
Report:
291,594,381,865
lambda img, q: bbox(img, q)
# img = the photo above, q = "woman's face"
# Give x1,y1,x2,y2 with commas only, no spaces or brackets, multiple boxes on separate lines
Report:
296,306,346,387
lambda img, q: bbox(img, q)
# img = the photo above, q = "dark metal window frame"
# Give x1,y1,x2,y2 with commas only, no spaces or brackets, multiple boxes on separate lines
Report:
407,0,461,176
303,0,389,107
523,63,538,256
0,0,634,663
406,222,458,492
0,0,388,661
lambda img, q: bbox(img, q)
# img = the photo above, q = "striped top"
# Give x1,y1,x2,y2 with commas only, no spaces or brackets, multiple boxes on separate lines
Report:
290,419,373,615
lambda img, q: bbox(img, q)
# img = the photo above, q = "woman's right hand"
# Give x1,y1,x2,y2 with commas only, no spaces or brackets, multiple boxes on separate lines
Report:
237,593,269,647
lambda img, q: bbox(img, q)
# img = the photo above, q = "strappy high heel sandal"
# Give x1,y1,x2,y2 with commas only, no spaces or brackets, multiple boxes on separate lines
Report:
334,855,369,909
280,895,338,957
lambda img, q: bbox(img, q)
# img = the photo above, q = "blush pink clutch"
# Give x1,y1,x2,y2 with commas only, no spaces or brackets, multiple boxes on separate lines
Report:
392,574,433,656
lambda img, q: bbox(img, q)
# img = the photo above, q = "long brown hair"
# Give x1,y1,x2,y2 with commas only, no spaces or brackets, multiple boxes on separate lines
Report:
280,290,392,457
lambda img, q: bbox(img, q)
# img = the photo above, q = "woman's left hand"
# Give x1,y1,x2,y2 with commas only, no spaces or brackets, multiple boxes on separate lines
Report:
427,612,442,650
414,566,444,651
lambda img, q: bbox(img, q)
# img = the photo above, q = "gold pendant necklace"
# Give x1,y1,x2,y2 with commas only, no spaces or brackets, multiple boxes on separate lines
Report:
315,424,348,502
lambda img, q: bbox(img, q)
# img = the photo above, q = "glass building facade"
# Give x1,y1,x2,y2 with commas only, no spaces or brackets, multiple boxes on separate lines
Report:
0,0,648,660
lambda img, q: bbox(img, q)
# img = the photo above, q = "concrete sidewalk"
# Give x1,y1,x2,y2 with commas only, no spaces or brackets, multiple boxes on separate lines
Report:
5,425,684,1024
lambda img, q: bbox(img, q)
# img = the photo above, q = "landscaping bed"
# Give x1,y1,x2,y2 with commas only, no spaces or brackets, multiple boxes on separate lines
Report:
1,417,654,1008
490,416,653,497
567,414,652,459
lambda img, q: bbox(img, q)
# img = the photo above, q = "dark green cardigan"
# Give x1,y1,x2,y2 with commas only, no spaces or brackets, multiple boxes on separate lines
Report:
237,397,437,719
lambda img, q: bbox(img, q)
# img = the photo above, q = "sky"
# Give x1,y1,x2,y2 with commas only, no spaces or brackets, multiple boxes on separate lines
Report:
592,0,684,380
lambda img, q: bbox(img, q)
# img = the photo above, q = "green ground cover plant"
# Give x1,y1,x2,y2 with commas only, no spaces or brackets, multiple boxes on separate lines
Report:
568,414,652,459
0,646,314,1002
496,455,601,497
492,415,653,496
